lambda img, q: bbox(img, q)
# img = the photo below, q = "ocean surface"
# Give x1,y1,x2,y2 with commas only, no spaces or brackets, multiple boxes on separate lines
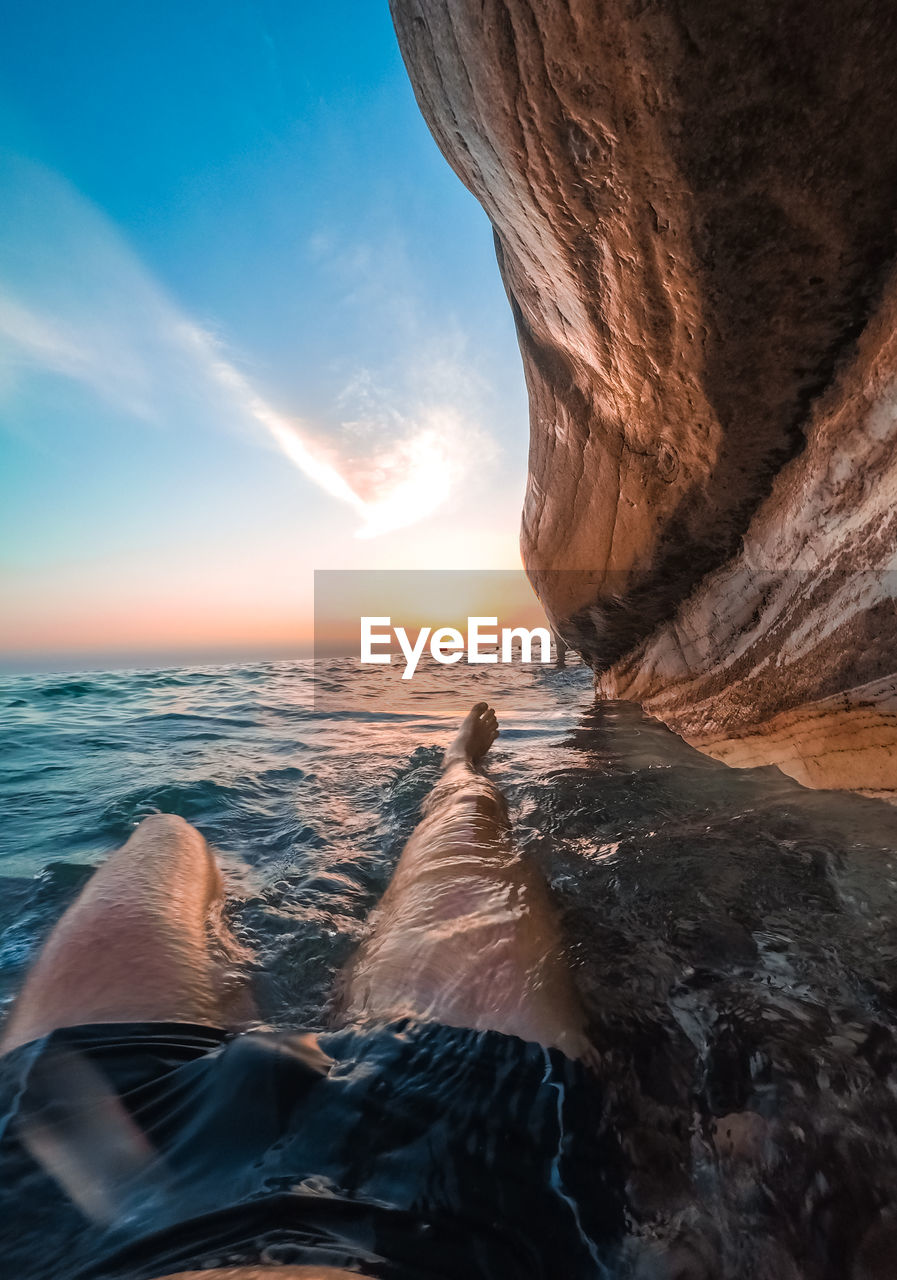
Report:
3,656,897,1277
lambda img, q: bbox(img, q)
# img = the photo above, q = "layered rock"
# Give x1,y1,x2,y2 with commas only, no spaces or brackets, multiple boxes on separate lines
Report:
390,0,897,792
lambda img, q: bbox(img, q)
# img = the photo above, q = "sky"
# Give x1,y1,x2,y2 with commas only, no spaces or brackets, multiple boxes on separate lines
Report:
0,1,531,672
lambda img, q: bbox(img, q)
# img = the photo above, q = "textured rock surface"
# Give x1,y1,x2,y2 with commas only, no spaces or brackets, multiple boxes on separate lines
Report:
391,0,897,791
600,285,897,792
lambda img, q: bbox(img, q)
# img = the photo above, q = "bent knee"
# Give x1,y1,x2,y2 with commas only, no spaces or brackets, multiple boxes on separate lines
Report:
109,813,222,909
131,812,203,843
124,813,214,875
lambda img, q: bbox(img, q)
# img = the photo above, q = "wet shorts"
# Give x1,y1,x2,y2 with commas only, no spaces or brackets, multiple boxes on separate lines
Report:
0,1019,624,1280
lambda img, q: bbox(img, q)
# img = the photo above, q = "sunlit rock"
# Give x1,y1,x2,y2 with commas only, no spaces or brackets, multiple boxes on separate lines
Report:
390,0,897,793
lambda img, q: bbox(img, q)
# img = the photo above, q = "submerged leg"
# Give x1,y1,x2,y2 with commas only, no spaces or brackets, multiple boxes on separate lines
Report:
342,703,590,1058
1,814,248,1054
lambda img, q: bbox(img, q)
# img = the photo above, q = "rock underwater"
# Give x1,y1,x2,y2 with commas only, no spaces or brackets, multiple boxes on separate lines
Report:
390,0,897,795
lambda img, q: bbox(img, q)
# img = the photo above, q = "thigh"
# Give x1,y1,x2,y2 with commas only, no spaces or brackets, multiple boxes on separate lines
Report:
1,815,247,1053
341,767,590,1058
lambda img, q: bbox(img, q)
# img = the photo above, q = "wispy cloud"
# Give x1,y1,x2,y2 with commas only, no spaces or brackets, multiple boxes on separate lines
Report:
0,156,496,538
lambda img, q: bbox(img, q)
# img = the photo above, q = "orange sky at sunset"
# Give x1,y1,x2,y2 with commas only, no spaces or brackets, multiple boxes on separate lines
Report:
1,523,531,670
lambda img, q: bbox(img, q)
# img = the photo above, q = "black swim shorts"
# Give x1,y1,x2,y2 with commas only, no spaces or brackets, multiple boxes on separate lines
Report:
0,1018,624,1279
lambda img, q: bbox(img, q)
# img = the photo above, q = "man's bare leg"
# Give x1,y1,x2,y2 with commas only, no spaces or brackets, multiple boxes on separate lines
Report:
342,703,591,1059
1,813,247,1054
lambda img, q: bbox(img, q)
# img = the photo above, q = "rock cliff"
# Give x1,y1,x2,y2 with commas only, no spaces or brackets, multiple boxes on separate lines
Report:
390,0,897,793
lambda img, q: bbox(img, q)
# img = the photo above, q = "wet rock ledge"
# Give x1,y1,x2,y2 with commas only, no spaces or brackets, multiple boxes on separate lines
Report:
390,0,897,794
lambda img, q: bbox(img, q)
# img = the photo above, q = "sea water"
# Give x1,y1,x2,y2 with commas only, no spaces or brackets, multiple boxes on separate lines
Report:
3,655,897,1276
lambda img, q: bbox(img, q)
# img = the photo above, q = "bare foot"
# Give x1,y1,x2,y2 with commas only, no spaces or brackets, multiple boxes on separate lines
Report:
445,702,499,768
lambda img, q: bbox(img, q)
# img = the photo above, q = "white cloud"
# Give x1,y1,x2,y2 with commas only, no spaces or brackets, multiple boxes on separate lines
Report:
0,156,498,538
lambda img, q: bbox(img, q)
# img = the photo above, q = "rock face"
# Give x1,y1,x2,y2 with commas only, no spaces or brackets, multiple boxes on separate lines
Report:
390,0,897,793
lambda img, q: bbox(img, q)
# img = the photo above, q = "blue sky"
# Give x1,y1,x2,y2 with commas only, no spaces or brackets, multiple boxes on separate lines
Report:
0,2,529,668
